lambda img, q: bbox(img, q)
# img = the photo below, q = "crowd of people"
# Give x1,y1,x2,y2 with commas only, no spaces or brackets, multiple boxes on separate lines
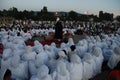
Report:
0,19,120,80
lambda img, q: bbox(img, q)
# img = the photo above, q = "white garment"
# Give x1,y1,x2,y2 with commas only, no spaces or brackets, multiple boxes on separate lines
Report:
44,45,54,59
76,40,88,58
10,55,28,80
92,46,104,75
68,54,83,80
33,40,44,53
29,60,37,76
82,54,95,80
36,51,49,65
22,46,36,61
67,38,74,47
37,65,52,80
52,61,70,80
107,47,120,69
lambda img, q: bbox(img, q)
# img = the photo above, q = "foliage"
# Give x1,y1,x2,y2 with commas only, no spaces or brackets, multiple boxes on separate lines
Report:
0,7,115,22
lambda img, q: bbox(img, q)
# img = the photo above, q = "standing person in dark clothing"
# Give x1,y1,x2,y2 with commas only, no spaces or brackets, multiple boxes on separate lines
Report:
54,17,63,41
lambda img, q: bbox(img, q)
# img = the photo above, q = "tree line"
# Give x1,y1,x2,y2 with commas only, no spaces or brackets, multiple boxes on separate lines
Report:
0,6,119,22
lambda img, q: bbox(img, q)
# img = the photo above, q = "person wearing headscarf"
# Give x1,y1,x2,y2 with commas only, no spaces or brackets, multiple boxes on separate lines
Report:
1,48,12,69
107,47,120,69
33,40,43,54
52,61,70,80
22,46,36,61
68,54,83,80
21,29,32,41
91,46,104,75
60,42,69,54
9,55,28,80
82,53,96,80
50,42,58,59
76,40,88,58
29,53,45,77
36,65,52,80
36,44,49,65
44,44,54,59
49,50,68,74
54,17,63,41
67,38,75,47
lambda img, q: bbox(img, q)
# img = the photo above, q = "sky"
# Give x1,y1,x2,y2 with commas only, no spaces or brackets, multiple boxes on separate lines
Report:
0,0,120,17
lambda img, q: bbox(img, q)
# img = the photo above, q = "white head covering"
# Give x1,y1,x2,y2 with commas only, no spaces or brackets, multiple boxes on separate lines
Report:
83,53,92,63
60,42,66,49
56,61,67,76
51,42,56,47
58,51,67,59
34,40,44,53
69,54,83,80
70,54,81,63
78,40,84,46
96,36,101,42
68,38,74,46
34,40,43,48
92,46,102,57
44,45,50,51
37,65,49,79
107,47,120,69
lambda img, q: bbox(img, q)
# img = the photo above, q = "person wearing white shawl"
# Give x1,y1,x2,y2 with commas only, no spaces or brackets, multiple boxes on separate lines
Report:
29,56,44,77
36,44,48,65
76,40,88,58
107,47,120,69
68,54,83,80
57,50,68,62
82,53,96,80
48,50,68,74
21,29,32,41
44,44,54,59
52,61,70,80
67,38,74,47
50,42,58,59
33,40,44,53
60,42,69,54
9,55,28,80
102,40,114,61
95,36,103,48
88,39,96,53
22,46,36,61
36,65,52,80
91,46,104,75
1,48,12,68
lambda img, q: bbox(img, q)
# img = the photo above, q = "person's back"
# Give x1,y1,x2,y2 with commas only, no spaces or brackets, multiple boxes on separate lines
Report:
107,47,120,69
68,54,83,80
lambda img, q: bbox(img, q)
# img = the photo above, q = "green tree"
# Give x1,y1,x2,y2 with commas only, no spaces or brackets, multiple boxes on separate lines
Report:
68,10,78,20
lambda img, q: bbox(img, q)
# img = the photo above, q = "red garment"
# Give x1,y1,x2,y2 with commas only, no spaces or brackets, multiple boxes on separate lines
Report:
107,70,120,80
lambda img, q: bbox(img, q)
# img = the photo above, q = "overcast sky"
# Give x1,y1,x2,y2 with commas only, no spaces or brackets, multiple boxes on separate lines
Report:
0,0,120,16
